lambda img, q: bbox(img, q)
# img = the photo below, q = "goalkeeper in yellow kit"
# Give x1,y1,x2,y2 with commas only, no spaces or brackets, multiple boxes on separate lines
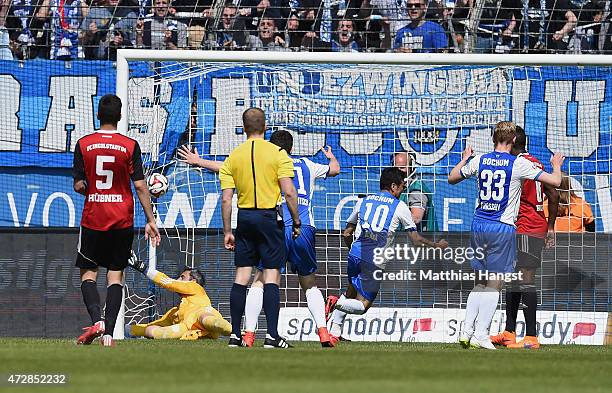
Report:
126,255,232,340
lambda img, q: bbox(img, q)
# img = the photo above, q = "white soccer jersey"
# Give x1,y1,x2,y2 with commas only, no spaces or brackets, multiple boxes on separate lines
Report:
460,151,543,226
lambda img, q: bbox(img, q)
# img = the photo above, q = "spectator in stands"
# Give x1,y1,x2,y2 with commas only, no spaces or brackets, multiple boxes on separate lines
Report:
300,6,332,50
357,0,392,51
507,0,576,53
36,0,85,60
331,18,361,51
544,174,595,232
1,0,13,59
569,0,604,53
80,0,138,59
6,0,49,59
240,0,285,32
369,0,408,36
105,26,133,59
207,2,247,49
246,16,288,50
135,0,187,49
471,0,516,53
283,10,304,49
394,0,447,53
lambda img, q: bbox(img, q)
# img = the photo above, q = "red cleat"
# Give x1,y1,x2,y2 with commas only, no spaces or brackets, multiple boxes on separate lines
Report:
329,333,341,347
325,295,339,322
77,320,105,345
318,327,335,348
242,331,255,348
100,334,115,347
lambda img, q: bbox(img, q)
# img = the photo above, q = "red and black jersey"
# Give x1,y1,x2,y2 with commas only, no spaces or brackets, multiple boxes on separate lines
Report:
516,152,548,237
73,130,144,231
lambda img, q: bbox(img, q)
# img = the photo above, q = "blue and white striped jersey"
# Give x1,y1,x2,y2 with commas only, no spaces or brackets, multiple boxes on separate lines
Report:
460,151,543,226
282,157,329,228
347,191,416,269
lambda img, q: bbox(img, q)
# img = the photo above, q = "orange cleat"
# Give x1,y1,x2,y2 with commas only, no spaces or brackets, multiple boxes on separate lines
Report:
507,336,540,349
317,327,335,348
325,295,339,322
77,320,105,345
490,330,516,347
242,331,255,348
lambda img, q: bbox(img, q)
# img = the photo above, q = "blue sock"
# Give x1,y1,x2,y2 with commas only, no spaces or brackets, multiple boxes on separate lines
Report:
263,283,280,338
230,283,247,337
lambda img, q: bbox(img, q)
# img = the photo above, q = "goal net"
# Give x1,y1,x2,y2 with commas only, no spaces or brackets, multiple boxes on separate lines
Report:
117,51,612,345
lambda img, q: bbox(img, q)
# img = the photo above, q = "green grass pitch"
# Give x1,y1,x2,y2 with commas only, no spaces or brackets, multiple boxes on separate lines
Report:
1,339,610,393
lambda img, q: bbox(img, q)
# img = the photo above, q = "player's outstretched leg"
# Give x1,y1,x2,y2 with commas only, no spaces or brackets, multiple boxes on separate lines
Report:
198,307,232,338
77,270,105,345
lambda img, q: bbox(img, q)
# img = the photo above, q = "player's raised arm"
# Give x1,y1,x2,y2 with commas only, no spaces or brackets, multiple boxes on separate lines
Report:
321,146,340,177
448,145,474,184
532,153,565,187
128,254,202,296
177,145,224,173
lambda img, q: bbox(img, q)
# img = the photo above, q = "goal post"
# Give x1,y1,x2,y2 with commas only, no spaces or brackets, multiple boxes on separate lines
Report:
115,50,612,344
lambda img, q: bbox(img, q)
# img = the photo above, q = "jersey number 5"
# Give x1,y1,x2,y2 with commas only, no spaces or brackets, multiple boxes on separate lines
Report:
480,169,506,201
96,155,115,190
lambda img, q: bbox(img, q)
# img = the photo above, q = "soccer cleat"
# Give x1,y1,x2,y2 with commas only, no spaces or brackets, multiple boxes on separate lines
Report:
228,334,248,347
242,331,255,348
317,327,334,348
77,320,105,345
325,295,339,322
507,336,540,349
470,336,496,350
328,334,341,347
458,331,473,349
490,330,516,347
263,334,293,349
99,334,115,347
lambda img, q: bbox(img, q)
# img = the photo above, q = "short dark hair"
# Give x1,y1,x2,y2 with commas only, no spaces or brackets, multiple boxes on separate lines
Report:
242,108,266,135
270,129,293,154
380,167,405,191
181,266,206,287
514,125,527,152
98,94,122,126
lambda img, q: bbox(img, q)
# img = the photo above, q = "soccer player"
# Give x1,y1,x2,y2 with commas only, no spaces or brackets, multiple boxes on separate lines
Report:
392,151,438,231
73,94,160,347
126,258,232,340
326,167,447,342
241,130,340,348
490,126,559,349
219,108,301,349
448,121,564,350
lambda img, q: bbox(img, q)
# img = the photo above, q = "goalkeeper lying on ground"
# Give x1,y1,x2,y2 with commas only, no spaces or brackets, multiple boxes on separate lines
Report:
126,255,232,340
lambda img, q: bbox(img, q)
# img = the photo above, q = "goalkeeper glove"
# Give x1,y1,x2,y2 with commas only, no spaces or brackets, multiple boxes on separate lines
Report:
128,250,147,273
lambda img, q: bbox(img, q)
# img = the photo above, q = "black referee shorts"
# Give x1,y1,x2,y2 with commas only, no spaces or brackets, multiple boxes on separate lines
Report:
516,233,545,269
235,209,286,269
76,226,134,271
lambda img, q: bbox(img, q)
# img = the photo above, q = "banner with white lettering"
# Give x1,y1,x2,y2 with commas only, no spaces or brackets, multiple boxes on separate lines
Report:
0,61,611,229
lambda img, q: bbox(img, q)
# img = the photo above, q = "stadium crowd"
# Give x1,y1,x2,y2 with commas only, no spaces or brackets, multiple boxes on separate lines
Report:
0,0,609,59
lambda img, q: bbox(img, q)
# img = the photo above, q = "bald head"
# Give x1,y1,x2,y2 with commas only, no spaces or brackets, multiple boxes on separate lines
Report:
242,108,266,136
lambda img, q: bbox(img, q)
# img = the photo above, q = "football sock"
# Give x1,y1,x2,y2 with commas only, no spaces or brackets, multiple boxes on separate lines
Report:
230,283,248,337
521,283,538,337
505,288,521,333
329,309,347,337
244,286,264,332
462,287,481,334
305,287,326,328
129,324,146,337
80,279,101,324
335,297,366,315
475,287,500,339
104,283,123,336
263,283,281,338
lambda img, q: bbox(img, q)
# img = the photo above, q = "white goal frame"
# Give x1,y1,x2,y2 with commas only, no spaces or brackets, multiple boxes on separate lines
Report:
114,50,612,340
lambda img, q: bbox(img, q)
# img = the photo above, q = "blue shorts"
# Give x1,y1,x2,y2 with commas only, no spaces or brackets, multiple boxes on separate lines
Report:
285,225,317,276
470,218,516,274
235,209,286,269
347,255,381,302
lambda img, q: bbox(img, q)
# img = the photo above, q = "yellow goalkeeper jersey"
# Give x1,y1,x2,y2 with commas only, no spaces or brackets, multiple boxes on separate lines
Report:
151,271,212,329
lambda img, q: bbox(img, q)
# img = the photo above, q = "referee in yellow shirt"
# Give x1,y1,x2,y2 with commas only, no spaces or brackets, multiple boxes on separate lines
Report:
219,107,301,348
